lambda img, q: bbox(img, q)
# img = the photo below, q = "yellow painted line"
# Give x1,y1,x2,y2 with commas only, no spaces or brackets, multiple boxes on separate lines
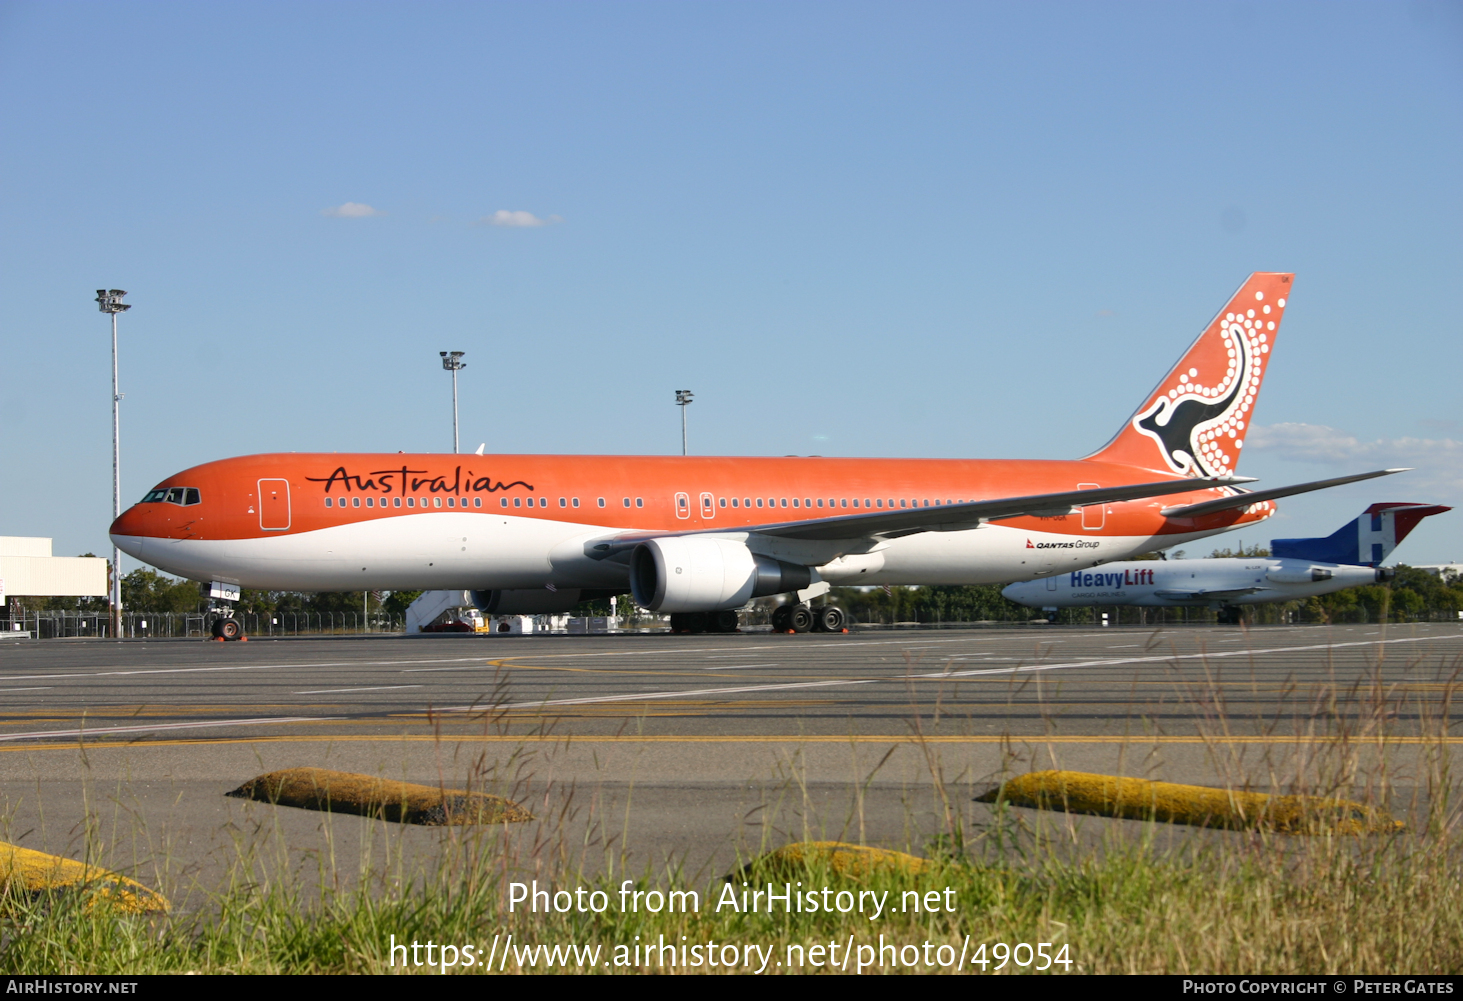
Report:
978,769,1403,834
2,733,1461,751
228,767,531,825
0,842,169,913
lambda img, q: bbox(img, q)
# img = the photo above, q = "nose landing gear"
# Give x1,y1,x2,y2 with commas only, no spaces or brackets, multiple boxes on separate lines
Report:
210,617,245,641
206,581,247,641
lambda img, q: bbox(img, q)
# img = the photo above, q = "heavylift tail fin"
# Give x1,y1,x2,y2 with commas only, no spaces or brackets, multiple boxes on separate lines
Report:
1084,272,1294,477
1271,503,1452,567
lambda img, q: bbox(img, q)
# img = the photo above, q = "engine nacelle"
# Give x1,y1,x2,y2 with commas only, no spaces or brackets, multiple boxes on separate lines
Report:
470,588,617,615
629,537,812,612
1265,566,1334,585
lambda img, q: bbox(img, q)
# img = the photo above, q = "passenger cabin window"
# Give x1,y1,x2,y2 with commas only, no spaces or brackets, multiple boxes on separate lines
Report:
597,498,605,508
572,498,580,508
636,498,644,508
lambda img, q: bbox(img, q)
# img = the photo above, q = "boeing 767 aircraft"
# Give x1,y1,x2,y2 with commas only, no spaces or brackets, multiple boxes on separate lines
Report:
110,272,1398,637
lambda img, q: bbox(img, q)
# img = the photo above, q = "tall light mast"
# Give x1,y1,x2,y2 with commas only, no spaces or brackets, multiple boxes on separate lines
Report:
440,351,466,453
675,389,693,456
96,289,130,638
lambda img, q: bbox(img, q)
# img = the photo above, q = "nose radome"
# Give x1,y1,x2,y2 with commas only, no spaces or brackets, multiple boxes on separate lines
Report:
110,506,151,539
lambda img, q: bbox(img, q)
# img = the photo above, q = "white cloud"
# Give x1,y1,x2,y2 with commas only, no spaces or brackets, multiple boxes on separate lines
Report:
1247,422,1463,497
321,202,383,218
479,210,562,227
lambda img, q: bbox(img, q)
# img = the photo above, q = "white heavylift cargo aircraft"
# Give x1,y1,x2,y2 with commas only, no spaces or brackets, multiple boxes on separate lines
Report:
1001,502,1450,623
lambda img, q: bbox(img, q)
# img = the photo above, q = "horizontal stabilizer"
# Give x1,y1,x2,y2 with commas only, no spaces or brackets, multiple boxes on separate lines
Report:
1160,469,1408,520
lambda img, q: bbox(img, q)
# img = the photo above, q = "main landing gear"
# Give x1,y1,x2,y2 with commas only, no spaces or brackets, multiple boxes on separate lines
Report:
770,603,846,634
1216,605,1246,626
667,604,848,634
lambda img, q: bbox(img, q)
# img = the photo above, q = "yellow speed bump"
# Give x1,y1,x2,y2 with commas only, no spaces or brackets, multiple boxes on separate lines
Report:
0,843,170,914
976,770,1402,835
227,767,533,825
736,841,931,880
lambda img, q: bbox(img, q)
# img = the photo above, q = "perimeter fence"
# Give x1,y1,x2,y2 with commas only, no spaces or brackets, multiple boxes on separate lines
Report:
2,610,404,639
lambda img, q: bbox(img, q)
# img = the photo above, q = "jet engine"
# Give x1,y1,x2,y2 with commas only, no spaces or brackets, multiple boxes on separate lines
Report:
629,537,812,612
1265,566,1335,585
470,588,618,615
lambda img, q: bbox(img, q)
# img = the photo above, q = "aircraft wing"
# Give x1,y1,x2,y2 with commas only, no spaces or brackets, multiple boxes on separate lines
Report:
1159,468,1408,519
753,476,1249,541
1154,586,1269,600
586,476,1247,559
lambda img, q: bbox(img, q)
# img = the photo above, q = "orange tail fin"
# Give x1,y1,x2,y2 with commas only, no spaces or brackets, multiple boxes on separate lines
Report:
1084,272,1294,476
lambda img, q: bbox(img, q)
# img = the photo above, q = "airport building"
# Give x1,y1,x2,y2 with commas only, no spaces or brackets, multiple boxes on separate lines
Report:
1,537,108,636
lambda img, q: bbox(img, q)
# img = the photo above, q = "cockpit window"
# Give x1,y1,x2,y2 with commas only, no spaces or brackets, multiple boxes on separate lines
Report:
142,487,202,506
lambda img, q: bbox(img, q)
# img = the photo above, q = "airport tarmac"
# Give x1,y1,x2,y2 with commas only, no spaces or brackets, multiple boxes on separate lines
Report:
0,622,1459,898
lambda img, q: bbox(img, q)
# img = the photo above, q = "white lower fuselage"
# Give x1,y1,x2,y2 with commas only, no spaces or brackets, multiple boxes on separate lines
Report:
1001,557,1381,609
113,514,1238,594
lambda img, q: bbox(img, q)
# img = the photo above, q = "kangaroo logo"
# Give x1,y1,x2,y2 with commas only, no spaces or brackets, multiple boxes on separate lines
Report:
1131,322,1263,477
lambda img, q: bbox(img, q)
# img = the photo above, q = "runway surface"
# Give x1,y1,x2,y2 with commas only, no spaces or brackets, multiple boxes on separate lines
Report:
1,623,1459,892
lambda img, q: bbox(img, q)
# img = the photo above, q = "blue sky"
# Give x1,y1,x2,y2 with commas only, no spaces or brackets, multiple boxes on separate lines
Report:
3,1,1460,568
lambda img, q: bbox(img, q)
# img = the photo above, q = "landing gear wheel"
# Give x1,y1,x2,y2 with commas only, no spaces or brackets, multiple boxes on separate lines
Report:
212,618,243,641
1217,605,1244,626
770,605,792,632
787,604,814,633
710,610,740,633
815,606,846,632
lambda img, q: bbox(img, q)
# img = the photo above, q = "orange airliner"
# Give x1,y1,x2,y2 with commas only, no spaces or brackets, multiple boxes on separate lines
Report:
110,272,1395,636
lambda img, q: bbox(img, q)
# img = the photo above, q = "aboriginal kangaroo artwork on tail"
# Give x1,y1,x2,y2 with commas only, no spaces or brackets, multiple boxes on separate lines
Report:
1085,272,1292,478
